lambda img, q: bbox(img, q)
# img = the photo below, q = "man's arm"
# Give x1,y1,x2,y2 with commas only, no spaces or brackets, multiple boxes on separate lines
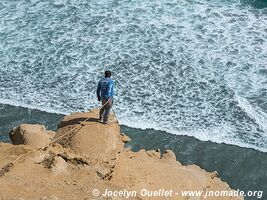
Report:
96,81,101,101
107,80,114,99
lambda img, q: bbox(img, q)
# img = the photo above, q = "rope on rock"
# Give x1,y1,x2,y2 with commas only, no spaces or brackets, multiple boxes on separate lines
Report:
0,100,113,177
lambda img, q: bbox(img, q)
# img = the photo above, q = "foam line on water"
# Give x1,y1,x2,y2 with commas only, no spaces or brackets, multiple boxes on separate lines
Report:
235,94,267,133
118,116,267,153
0,98,68,115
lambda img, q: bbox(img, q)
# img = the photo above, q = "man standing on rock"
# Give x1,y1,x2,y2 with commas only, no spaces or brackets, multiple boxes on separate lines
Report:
96,70,114,124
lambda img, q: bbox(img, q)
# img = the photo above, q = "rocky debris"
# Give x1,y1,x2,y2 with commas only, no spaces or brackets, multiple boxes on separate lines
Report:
40,196,59,200
161,149,180,164
46,131,56,140
208,171,219,179
40,144,90,171
9,124,55,148
146,150,161,159
50,156,68,175
120,133,131,143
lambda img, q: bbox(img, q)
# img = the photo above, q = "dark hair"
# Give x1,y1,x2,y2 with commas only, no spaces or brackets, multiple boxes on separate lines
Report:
105,70,112,77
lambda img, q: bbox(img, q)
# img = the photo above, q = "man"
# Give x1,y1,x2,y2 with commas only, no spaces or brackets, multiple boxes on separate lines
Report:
96,70,114,124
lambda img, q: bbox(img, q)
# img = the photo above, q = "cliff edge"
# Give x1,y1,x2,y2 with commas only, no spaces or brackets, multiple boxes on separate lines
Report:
0,109,243,200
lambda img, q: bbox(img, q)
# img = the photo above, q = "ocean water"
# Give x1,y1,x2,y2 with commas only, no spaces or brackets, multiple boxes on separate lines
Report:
0,0,266,152
0,0,266,199
241,0,267,9
0,104,62,142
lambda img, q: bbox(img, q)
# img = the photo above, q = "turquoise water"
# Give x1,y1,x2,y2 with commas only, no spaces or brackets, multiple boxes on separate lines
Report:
0,0,266,152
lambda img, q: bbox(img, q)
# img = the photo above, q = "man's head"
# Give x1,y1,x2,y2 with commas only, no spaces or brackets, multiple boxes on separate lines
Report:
105,70,112,78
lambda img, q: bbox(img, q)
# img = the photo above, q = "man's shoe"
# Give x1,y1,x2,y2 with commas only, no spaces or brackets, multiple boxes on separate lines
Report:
103,121,110,125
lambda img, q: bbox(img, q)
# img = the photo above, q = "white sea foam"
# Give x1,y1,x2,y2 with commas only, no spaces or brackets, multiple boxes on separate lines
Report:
0,0,266,151
235,95,267,133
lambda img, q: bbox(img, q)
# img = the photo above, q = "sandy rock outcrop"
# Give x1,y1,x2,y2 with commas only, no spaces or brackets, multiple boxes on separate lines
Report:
0,109,243,200
9,124,55,148
110,149,240,200
55,109,125,163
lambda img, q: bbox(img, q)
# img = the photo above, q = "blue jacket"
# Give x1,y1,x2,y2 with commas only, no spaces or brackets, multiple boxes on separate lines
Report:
97,77,114,100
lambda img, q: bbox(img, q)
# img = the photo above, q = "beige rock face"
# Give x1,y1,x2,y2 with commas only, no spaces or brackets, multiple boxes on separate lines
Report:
50,156,68,175
55,109,125,163
0,109,243,200
110,150,242,200
9,124,55,148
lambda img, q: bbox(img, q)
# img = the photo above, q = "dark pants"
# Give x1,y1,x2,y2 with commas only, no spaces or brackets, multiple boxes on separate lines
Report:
99,98,113,123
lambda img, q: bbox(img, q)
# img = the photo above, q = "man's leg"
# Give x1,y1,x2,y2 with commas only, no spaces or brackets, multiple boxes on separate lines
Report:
103,99,113,124
99,99,107,120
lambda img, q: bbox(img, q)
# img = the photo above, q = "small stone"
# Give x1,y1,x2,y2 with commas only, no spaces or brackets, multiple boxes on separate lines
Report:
161,150,177,162
40,196,58,200
209,171,219,179
120,133,131,143
49,195,59,200
51,156,67,174
146,150,161,159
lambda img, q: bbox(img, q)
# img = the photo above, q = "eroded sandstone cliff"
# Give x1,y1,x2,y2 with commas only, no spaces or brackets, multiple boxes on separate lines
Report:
0,109,243,200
